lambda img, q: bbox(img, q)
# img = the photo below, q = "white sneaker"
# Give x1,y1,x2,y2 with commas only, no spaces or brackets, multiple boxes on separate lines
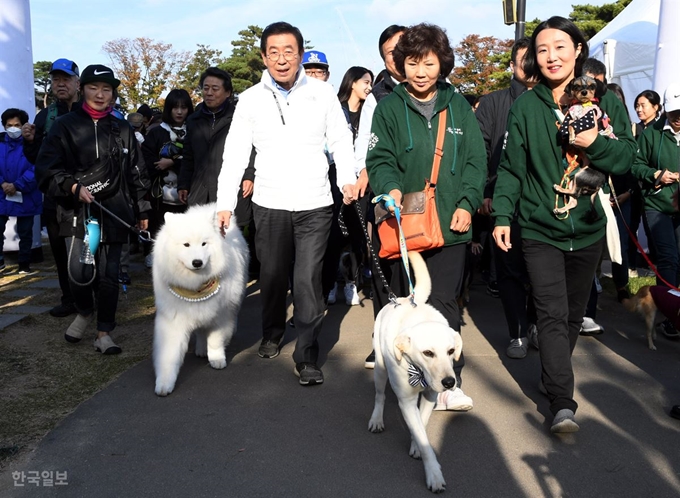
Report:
344,282,360,306
145,254,153,268
327,283,338,305
433,387,473,411
580,316,604,335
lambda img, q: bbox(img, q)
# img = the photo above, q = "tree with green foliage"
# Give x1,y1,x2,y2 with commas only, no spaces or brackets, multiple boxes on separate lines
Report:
33,61,52,109
524,0,633,39
102,37,190,112
223,25,266,95
449,34,514,96
176,44,227,103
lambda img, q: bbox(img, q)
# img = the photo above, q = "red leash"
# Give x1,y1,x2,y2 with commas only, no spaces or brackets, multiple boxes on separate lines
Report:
610,180,680,292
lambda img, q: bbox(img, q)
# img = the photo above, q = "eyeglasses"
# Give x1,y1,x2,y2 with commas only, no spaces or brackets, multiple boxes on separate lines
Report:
266,51,298,62
305,69,328,77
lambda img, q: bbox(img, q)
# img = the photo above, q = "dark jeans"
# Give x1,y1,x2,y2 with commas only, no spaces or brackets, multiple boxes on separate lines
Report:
67,238,122,332
644,210,680,287
43,208,73,305
494,220,535,340
0,215,34,264
253,203,332,365
523,237,604,415
371,241,467,384
611,200,631,290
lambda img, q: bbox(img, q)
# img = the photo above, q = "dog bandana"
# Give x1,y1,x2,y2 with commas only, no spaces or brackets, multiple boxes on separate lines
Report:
168,278,221,302
407,363,428,388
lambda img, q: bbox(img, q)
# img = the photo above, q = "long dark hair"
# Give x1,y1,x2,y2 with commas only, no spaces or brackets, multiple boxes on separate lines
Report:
162,89,194,125
523,16,589,85
337,66,373,107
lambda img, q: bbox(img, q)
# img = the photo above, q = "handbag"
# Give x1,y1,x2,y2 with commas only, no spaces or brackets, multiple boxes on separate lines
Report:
374,110,447,259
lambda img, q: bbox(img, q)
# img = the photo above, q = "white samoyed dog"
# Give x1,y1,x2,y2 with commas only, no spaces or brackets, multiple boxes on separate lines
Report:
152,203,249,396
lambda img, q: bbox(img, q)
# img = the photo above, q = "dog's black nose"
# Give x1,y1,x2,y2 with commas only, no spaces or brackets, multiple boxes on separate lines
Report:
441,376,456,390
192,259,203,268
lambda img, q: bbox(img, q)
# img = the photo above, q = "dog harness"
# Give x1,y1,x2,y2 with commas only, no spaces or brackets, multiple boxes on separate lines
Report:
168,278,221,302
407,363,428,388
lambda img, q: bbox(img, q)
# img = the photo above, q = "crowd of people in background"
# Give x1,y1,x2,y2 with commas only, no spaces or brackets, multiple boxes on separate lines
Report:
2,15,680,430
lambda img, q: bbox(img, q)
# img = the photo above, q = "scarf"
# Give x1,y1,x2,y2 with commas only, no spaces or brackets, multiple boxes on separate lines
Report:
82,101,112,120
160,122,186,143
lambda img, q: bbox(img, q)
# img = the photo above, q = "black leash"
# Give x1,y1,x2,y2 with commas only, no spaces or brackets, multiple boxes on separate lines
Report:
338,201,399,305
90,199,153,243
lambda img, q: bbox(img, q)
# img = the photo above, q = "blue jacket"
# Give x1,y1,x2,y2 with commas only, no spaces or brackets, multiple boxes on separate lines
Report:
0,133,43,217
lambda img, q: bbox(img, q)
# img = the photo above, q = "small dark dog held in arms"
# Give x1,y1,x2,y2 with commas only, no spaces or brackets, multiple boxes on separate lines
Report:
553,75,617,218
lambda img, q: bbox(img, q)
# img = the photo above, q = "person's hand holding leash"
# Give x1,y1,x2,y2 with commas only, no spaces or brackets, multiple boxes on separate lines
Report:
450,208,471,233
493,225,512,252
386,189,403,212
178,189,188,204
71,183,94,203
137,219,148,231
217,210,232,237
342,184,357,205
355,168,369,198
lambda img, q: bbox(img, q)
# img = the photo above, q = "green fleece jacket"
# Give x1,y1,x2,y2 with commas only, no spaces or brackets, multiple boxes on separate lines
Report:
631,119,680,215
492,82,636,251
366,82,486,246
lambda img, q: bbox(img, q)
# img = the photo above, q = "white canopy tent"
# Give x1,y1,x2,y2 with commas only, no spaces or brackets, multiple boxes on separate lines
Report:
589,0,660,122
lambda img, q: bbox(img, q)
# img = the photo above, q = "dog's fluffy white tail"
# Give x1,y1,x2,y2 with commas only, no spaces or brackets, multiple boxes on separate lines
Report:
408,251,432,304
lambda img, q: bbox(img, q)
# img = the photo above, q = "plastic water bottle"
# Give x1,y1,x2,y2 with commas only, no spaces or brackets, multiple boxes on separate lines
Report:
80,233,95,265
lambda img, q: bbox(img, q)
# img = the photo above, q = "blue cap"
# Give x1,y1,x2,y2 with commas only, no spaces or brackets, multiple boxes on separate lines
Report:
50,58,79,77
302,51,329,67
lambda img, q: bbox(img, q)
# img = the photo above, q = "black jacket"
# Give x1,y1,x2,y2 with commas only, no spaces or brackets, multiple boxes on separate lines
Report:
179,101,241,205
35,103,150,242
475,77,527,198
372,69,399,104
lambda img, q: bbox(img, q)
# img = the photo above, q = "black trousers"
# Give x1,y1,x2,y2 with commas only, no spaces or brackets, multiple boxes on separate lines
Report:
371,239,467,384
67,238,122,332
253,203,332,365
523,237,604,415
43,208,73,305
494,220,535,339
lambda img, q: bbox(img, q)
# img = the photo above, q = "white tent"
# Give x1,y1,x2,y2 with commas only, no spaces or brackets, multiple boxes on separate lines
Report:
589,0,660,122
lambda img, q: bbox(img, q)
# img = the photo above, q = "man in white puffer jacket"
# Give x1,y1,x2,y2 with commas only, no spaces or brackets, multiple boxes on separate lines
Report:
216,21,356,387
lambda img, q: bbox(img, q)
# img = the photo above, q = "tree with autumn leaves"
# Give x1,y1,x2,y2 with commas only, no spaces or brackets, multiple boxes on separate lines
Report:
449,34,514,95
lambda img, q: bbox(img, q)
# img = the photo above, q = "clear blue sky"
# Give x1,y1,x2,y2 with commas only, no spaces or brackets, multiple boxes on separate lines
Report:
29,0,608,89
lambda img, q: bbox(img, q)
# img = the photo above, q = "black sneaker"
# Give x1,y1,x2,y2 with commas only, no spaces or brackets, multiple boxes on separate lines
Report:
118,272,131,285
49,302,77,318
294,363,324,386
670,405,680,420
658,319,680,339
364,350,375,369
486,281,499,298
258,339,281,359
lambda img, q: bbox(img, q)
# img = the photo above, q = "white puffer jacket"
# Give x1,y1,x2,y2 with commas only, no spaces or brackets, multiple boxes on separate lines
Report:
216,68,355,212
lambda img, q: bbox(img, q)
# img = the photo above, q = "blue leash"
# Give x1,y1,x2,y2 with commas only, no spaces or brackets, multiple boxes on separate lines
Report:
372,193,416,307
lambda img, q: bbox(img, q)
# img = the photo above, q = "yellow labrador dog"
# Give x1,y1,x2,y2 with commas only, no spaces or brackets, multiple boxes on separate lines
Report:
368,251,463,493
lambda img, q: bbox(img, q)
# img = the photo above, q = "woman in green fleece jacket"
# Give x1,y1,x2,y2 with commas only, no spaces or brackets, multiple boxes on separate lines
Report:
366,23,486,412
492,17,636,433
631,84,680,293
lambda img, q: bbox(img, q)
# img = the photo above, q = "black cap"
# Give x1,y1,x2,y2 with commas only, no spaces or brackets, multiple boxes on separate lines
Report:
79,64,120,89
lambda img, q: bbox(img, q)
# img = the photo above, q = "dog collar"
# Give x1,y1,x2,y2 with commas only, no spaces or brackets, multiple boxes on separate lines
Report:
407,362,428,388
168,277,221,302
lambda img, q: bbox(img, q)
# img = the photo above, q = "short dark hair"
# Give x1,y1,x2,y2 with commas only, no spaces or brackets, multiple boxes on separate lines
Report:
607,83,628,108
378,24,407,60
162,89,194,125
1,108,29,127
260,22,304,55
199,67,233,94
393,23,455,79
582,57,606,78
510,37,531,66
523,16,589,85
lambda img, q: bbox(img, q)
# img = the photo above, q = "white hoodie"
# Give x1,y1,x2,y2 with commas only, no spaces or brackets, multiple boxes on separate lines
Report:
215,68,355,213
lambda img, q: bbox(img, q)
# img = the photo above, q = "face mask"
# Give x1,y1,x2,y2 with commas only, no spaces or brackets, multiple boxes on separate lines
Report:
5,127,21,139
